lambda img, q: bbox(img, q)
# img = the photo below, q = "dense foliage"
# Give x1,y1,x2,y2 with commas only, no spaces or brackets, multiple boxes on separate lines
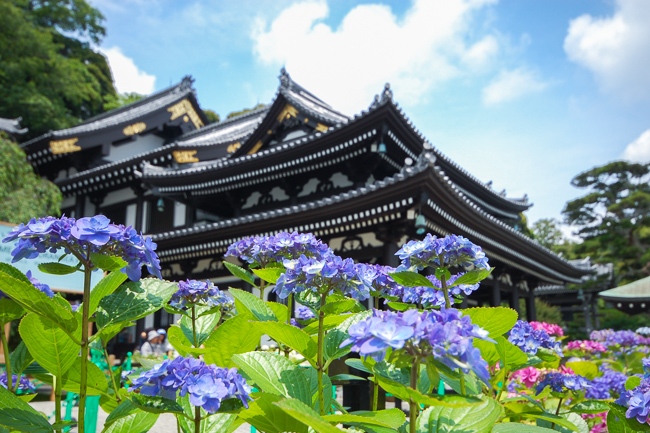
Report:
0,134,61,223
2,218,650,433
0,0,117,139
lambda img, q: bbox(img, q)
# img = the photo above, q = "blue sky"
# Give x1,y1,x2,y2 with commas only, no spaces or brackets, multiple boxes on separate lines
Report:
90,0,650,231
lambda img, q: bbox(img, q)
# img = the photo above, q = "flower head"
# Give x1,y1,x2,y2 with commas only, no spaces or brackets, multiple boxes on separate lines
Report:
396,234,489,271
566,340,607,353
169,280,233,311
225,232,331,267
535,371,590,394
0,373,36,394
508,320,563,357
530,321,563,337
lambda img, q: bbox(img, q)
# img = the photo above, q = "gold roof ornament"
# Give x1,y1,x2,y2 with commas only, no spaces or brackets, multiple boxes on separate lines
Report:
49,138,81,155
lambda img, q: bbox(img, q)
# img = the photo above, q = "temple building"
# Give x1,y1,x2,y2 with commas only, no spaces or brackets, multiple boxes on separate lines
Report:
20,70,589,328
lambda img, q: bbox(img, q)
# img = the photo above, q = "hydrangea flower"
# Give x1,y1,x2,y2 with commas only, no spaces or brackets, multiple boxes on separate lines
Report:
396,234,489,271
295,305,315,320
586,367,628,400
590,329,648,347
566,340,607,353
225,232,331,267
0,270,54,299
530,321,563,337
508,320,563,357
535,371,590,394
130,356,251,413
3,215,161,281
169,280,233,311
511,366,541,388
0,373,36,394
341,308,491,383
274,253,368,301
622,388,650,424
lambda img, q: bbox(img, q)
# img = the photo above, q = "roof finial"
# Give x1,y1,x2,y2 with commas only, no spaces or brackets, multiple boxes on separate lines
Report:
179,75,195,90
279,67,291,88
380,83,393,103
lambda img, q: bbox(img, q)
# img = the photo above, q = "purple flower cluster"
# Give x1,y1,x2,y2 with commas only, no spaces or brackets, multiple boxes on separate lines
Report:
0,270,54,299
535,371,590,394
396,273,480,307
590,329,648,347
396,234,489,271
618,377,650,423
130,356,251,414
0,373,36,393
274,254,369,301
508,320,563,357
3,215,161,281
342,308,491,383
566,340,607,353
169,280,233,311
225,232,331,267
355,264,404,297
296,305,315,320
586,366,627,399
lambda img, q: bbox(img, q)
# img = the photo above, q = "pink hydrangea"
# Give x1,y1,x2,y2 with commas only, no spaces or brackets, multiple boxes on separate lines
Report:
566,340,607,353
512,367,541,388
530,321,564,337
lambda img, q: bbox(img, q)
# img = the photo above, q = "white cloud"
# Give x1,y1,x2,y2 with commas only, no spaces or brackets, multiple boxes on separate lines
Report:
564,0,650,101
100,46,156,95
622,129,650,162
251,0,497,114
482,68,548,105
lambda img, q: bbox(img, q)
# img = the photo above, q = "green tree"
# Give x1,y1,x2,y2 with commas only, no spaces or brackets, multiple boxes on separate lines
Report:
204,109,220,124
563,161,650,284
531,218,565,250
0,0,116,140
226,103,266,119
0,134,61,223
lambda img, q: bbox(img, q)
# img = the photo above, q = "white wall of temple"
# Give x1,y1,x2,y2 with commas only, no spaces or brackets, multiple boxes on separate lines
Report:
105,133,164,163
103,187,137,207
331,172,353,188
174,201,186,227
328,232,384,251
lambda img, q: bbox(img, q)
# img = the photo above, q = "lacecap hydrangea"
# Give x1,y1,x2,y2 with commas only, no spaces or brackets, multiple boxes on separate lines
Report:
225,232,331,267
169,279,233,311
508,320,563,357
396,234,489,271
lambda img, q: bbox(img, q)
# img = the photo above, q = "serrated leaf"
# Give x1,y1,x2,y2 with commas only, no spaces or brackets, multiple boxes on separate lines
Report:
96,279,177,330
302,314,352,335
224,261,257,286
389,271,434,288
349,408,407,429
252,321,317,365
566,361,598,380
267,302,288,323
375,375,475,408
203,315,262,367
9,342,33,377
273,398,342,433
464,307,518,338
301,366,333,413
329,374,366,381
0,385,53,432
232,351,311,405
229,288,277,322
417,395,502,433
238,393,308,433
0,263,31,284
492,424,559,432
625,376,641,391
321,299,363,315
345,358,373,374
495,336,528,369
569,400,610,414
474,339,500,366
62,357,109,396
19,313,78,377
130,394,184,414
103,407,158,433
180,312,220,347
0,298,24,324
608,403,650,432
0,270,77,333
90,253,127,272
37,262,78,275
386,301,412,311
449,268,494,287
518,411,580,432
167,324,206,357
252,267,284,284
87,270,129,317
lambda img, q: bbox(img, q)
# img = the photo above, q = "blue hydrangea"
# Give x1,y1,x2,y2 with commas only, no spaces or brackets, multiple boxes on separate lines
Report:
586,367,628,399
590,329,646,347
130,356,251,414
296,305,315,320
169,279,233,311
508,320,563,357
341,308,491,383
535,372,590,394
618,380,650,424
396,234,489,272
274,253,369,301
225,232,331,267
0,373,36,393
3,215,161,281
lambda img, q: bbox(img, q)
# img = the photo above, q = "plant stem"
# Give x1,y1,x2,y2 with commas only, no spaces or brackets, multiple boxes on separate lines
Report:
191,305,201,432
317,292,327,415
54,375,62,433
286,294,293,325
409,358,419,433
372,377,379,411
0,327,12,391
79,264,93,433
551,397,563,429
194,406,201,433
496,369,510,401
258,281,266,301
103,343,121,403
440,273,451,309
191,305,198,347
459,369,466,396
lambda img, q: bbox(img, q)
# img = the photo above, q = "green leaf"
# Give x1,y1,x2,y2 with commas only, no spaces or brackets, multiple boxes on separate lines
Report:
203,315,262,367
103,402,158,433
625,376,641,391
375,375,474,408
301,366,333,412
464,307,518,338
518,411,580,432
302,314,352,335
223,261,257,286
254,321,318,364
9,341,34,377
0,385,53,432
329,374,366,381
0,270,77,333
495,336,528,369
449,268,494,287
321,299,363,315
566,361,598,380
19,313,78,377
167,324,206,357
492,424,559,433
37,262,78,275
417,396,503,433
238,393,308,433
608,403,650,432
569,400,610,414
345,358,373,374
0,263,31,284
129,394,184,414
229,288,277,322
232,351,311,405
62,357,109,396
386,301,412,311
180,312,220,347
87,271,129,317
273,398,342,433
349,409,407,429
389,271,434,288
267,302,288,323
89,253,127,272
0,298,25,324
96,279,177,331
252,267,284,284
473,339,500,366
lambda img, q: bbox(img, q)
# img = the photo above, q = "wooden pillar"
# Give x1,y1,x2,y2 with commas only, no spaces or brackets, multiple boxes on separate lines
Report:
75,194,85,218
491,279,501,307
510,284,520,318
525,288,536,322
133,187,144,232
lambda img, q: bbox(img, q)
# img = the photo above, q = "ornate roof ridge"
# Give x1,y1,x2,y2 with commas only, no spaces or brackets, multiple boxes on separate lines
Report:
0,117,28,135
176,104,269,141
